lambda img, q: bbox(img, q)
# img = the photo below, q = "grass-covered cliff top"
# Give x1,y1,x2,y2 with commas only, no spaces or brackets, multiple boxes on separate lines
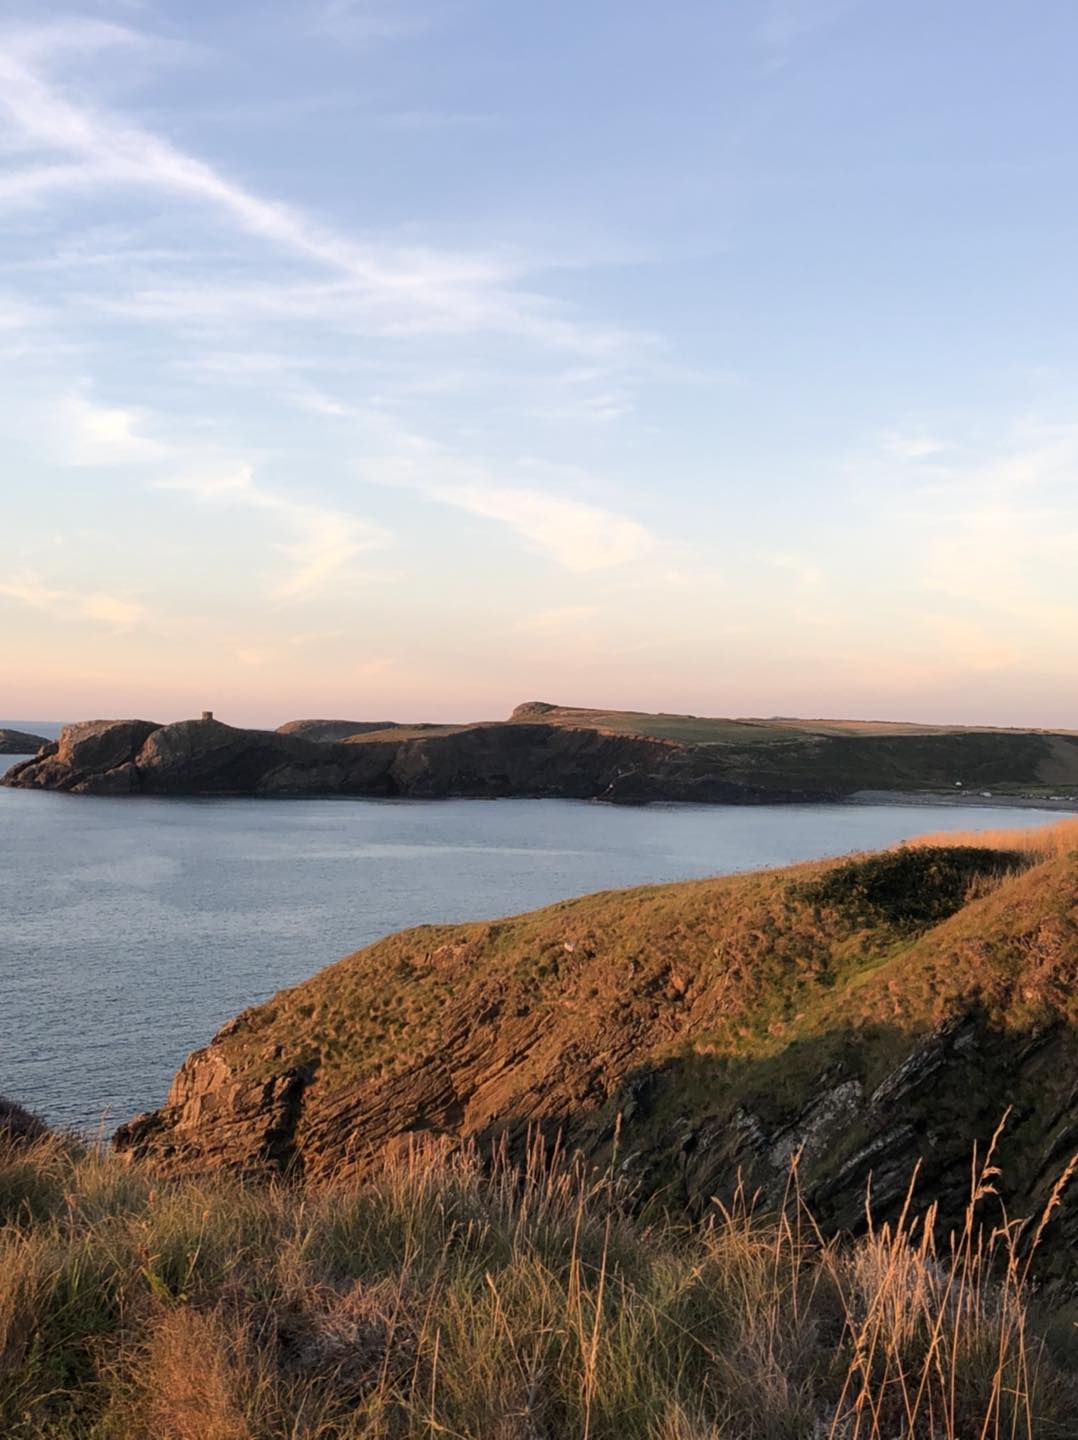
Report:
216,822,1078,1096
509,699,1078,744
109,817,1078,1290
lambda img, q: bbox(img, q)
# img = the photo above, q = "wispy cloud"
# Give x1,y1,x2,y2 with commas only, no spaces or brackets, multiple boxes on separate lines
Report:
92,275,640,357
869,421,1078,649
514,604,600,634
57,392,165,464
881,430,949,461
434,483,653,572
0,22,637,358
362,430,655,572
160,464,389,598
0,17,148,66
80,592,148,626
0,571,148,628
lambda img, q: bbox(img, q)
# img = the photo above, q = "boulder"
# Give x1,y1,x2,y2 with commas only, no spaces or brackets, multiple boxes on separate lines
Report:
57,719,161,774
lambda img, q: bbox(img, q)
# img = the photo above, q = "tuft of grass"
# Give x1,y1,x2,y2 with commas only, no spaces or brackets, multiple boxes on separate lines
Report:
1,1121,1076,1438
140,1305,256,1440
797,846,1030,931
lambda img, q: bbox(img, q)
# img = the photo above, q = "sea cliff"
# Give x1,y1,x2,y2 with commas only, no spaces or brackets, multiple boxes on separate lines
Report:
114,830,1078,1279
6,703,1078,802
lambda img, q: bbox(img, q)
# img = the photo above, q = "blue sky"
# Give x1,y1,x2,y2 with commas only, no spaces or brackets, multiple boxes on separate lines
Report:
2,0,1077,725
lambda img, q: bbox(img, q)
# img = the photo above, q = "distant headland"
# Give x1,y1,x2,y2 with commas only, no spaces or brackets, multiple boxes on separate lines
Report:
4,702,1078,805
0,726,51,755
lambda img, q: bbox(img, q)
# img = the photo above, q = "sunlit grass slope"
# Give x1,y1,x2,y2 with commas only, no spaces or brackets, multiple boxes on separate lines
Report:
2,1116,1077,1439
214,840,1062,1094
509,700,1078,745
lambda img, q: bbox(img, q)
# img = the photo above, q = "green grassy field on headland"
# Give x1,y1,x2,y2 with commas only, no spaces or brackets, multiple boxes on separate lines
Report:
509,699,1078,744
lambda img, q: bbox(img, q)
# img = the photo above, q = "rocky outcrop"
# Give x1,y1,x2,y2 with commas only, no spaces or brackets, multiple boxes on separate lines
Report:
8,706,1078,801
0,727,50,755
4,719,162,792
113,845,1078,1273
114,1047,312,1172
3,717,387,797
61,718,159,770
2,715,825,801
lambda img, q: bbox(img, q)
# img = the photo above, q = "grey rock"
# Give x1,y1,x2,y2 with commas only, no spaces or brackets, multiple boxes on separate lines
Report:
58,718,162,772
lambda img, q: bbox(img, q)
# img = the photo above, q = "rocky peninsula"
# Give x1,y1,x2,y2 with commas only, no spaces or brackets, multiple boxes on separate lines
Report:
0,725,50,754
5,702,1078,803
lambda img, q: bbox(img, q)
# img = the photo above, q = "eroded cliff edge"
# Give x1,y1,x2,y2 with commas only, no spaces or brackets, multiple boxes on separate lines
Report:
2,715,752,800
114,842,1078,1276
6,709,1078,802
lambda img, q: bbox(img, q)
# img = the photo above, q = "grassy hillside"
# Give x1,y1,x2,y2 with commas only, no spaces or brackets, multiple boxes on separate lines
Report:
117,822,1078,1298
3,1116,1077,1438
510,699,1078,744
209,845,1032,1091
503,702,1078,794
207,826,1075,1091
274,702,1078,795
510,702,789,745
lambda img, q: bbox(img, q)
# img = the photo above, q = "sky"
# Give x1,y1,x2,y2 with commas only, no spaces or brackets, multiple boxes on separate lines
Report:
2,1,1078,728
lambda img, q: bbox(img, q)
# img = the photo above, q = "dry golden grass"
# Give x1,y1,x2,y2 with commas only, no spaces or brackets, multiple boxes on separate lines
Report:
143,1306,254,1440
904,816,1078,862
1,1121,1076,1439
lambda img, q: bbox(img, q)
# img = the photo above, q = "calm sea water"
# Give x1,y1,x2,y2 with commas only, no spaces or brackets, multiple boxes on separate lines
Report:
0,764,1069,1132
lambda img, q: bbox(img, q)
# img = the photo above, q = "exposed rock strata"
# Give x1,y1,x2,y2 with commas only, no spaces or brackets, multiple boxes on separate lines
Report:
114,846,1078,1275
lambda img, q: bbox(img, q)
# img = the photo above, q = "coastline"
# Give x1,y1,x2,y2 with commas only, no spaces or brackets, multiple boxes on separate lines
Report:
849,788,1078,812
5,754,1077,815
10,713,1078,806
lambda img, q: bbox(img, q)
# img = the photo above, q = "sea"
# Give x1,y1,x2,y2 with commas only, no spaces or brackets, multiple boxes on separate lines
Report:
0,737,1070,1132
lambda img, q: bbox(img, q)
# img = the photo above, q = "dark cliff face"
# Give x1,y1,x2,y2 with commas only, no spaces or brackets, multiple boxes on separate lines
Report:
114,844,1078,1277
1,715,827,801
0,726,51,755
7,712,1077,801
